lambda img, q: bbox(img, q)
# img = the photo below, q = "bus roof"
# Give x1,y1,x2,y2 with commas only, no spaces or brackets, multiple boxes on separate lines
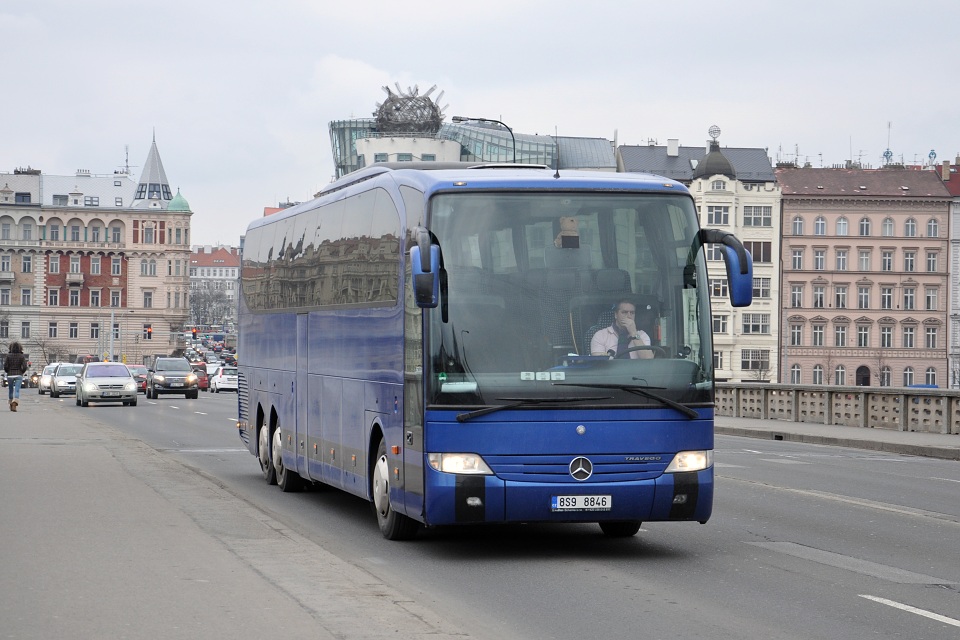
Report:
246,163,690,233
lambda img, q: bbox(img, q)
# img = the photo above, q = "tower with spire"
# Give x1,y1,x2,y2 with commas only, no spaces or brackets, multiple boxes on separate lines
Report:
131,134,176,209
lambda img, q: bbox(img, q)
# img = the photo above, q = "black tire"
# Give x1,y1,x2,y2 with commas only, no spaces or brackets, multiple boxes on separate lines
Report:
273,423,302,492
372,439,419,540
187,390,199,399
75,395,81,406
258,417,277,485
599,520,642,537
51,388,59,398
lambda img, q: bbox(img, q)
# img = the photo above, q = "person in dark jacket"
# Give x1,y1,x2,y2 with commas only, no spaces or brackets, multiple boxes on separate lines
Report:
4,341,28,411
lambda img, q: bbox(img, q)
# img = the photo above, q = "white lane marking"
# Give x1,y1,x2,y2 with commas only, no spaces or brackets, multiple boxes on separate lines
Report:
931,477,960,484
859,595,960,628
743,449,763,454
760,459,810,464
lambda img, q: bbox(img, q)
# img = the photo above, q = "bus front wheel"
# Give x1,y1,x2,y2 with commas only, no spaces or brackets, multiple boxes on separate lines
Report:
258,418,276,485
599,520,642,537
273,423,302,492
372,439,419,540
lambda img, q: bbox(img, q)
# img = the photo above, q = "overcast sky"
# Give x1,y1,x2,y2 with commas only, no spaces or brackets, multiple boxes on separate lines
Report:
3,1,958,245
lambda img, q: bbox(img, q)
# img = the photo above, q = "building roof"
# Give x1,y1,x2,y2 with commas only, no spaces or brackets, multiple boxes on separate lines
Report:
555,136,615,169
692,140,736,180
190,246,240,268
167,189,191,212
932,163,960,197
775,167,953,198
619,143,776,183
130,136,174,210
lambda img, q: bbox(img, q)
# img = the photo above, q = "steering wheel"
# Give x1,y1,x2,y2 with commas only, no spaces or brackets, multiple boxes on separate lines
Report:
620,345,668,359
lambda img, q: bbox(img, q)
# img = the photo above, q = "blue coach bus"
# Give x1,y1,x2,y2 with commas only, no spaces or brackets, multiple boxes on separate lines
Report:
238,163,752,540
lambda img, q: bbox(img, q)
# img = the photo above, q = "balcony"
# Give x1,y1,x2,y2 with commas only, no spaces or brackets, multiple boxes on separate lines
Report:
0,270,13,283
66,272,84,286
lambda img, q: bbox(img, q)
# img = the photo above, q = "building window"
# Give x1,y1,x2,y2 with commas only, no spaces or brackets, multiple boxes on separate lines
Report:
790,324,803,346
813,286,825,309
814,216,826,236
927,218,939,237
792,249,803,270
84,196,99,206
707,206,729,225
21,321,30,339
374,153,388,163
710,278,728,297
48,289,59,306
752,278,771,299
48,322,58,338
904,218,916,237
22,223,32,240
835,365,846,386
903,251,915,272
143,291,153,308
91,258,101,275
834,325,847,347
0,320,8,338
1,289,10,306
710,180,726,191
791,364,801,384
880,366,891,387
813,364,824,385
926,287,938,311
53,194,68,205
812,324,825,346
881,287,893,310
835,285,847,309
881,250,893,271
926,367,937,386
741,349,770,371
69,322,78,339
49,224,60,241
421,154,436,162
706,244,725,261
903,367,914,386
742,313,770,334
69,289,79,306
836,217,848,236
742,206,771,227
792,216,804,235
903,287,915,311
926,327,938,349
927,252,938,272
791,285,803,308
743,241,771,263
858,250,871,271
0,255,8,271
70,225,81,242
1,223,9,240
111,226,121,243
90,290,100,307
836,249,847,271
814,250,825,270
111,291,120,307
859,217,871,236
112,257,122,275
712,315,728,334
880,326,892,348
858,286,870,309
21,289,31,306
857,325,870,347
902,326,915,348
882,217,894,236
90,322,100,339
49,255,60,274
70,255,81,273
713,351,724,370
21,255,31,273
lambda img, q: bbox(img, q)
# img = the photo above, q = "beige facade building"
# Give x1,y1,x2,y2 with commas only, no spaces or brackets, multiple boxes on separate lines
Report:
778,167,952,387
0,138,192,366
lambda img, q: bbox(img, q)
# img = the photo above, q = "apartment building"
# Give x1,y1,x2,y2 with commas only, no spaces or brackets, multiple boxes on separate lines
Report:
189,245,240,329
778,167,951,387
0,138,192,366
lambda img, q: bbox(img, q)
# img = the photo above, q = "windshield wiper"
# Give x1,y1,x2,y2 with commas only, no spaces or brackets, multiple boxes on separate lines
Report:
456,395,612,423
553,382,699,419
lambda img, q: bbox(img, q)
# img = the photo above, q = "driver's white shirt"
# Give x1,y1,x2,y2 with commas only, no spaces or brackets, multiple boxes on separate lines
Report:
590,325,651,359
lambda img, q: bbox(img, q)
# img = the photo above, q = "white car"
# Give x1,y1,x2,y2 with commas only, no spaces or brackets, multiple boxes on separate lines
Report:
209,365,238,393
76,362,138,407
50,363,83,398
39,363,66,395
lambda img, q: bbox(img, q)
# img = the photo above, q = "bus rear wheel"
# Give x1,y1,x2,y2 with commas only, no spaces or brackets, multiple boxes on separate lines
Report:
258,417,276,485
599,520,642,537
273,423,302,492
372,439,418,540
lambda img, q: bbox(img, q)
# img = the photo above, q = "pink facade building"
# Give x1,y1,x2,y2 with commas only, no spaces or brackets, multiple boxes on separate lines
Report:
778,167,952,387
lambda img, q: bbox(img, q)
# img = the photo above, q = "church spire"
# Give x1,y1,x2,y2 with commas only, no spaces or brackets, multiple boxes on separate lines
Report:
131,135,173,209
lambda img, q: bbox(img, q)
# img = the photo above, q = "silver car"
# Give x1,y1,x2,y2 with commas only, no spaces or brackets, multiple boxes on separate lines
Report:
76,362,139,407
50,363,83,398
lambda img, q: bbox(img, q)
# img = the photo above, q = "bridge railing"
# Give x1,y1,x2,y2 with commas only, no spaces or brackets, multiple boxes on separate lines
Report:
715,383,960,435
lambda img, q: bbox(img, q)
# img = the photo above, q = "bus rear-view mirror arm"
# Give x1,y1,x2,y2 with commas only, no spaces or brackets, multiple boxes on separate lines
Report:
410,227,441,308
697,228,754,308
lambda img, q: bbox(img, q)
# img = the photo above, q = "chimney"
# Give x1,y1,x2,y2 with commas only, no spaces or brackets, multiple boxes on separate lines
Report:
667,139,679,157
944,160,951,182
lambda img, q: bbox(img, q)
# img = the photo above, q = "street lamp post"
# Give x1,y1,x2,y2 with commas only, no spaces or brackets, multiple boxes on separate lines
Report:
452,115,516,163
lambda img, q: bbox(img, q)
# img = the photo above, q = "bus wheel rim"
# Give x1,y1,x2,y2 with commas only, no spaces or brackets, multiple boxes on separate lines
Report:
374,454,390,516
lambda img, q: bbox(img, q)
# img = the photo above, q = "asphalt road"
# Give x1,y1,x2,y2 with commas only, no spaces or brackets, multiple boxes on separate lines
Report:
13,392,960,639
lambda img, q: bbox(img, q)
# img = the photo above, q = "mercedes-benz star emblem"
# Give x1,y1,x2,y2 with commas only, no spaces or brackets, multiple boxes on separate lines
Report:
569,457,593,481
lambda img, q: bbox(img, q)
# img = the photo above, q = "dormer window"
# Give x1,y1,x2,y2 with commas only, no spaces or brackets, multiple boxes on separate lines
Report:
710,179,726,190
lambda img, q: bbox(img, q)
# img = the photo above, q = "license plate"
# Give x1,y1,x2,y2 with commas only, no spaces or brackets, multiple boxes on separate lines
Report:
102,391,119,397
171,383,183,387
551,495,612,512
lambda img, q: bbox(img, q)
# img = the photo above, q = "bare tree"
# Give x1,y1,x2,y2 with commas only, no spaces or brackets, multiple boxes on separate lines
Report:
28,334,68,367
190,288,230,328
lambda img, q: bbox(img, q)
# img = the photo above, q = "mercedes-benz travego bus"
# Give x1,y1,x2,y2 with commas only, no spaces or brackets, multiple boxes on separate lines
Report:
237,163,752,540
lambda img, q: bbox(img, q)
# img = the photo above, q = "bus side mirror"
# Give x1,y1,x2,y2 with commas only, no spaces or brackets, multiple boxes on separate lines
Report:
698,228,753,308
410,244,440,308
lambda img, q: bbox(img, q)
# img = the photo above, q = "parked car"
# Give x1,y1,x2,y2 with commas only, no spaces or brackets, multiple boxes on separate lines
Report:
50,363,83,398
76,362,138,407
38,363,64,395
126,364,149,393
191,364,209,391
146,357,199,399
210,365,238,393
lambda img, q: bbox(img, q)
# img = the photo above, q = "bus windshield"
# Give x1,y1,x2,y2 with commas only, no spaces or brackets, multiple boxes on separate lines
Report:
424,191,713,409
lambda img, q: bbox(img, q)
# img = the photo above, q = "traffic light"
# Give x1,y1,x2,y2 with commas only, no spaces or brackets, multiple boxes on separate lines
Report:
192,327,198,340
146,325,153,340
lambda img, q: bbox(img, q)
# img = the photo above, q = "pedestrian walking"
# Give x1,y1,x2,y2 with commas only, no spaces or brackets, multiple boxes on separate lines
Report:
4,341,28,412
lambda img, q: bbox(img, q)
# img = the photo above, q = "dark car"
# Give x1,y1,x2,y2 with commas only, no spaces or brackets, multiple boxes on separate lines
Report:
126,364,149,393
146,357,199,399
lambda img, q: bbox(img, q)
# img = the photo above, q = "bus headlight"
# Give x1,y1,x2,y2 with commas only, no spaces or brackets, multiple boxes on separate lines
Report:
428,453,493,475
664,450,713,473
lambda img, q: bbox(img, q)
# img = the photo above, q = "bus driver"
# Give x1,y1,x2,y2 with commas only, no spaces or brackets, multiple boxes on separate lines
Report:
590,299,654,359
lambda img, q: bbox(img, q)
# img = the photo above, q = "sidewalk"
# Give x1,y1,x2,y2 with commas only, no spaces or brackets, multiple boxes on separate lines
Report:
0,396,473,640
715,414,960,461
